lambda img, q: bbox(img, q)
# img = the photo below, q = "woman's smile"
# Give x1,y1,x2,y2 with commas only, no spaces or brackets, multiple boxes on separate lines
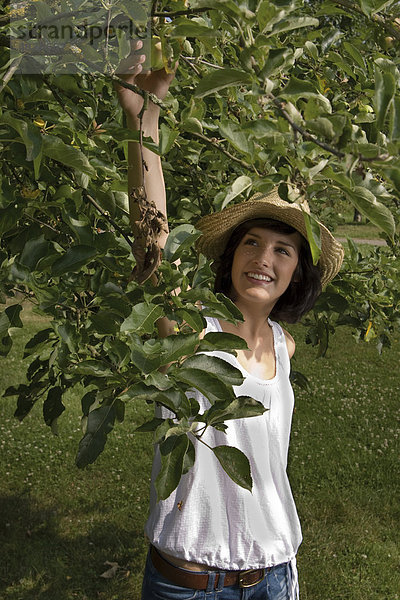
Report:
246,271,273,283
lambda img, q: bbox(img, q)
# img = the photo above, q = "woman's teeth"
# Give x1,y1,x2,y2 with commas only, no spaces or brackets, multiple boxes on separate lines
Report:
247,272,272,282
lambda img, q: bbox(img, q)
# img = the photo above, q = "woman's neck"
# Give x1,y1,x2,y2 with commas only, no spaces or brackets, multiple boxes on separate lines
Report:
221,299,272,341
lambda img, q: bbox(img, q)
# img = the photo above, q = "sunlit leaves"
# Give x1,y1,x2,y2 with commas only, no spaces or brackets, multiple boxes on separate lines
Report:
163,224,201,262
194,68,252,98
374,67,396,131
303,212,322,265
344,186,395,239
121,303,164,335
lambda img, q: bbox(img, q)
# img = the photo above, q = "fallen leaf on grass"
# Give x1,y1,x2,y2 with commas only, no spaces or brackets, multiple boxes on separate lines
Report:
100,561,120,579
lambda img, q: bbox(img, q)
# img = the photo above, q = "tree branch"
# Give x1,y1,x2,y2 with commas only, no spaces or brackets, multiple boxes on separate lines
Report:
270,94,346,158
110,75,166,109
270,94,392,163
0,56,22,94
152,6,213,18
188,131,260,174
82,190,133,246
334,0,400,40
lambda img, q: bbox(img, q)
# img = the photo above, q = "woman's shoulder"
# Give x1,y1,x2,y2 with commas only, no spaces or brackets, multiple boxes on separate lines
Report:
282,328,295,359
269,320,296,359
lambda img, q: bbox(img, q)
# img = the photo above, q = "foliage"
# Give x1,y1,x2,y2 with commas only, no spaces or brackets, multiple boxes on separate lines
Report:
1,0,400,498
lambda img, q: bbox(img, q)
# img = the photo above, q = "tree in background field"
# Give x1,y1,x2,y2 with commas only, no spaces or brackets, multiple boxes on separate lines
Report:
1,0,399,498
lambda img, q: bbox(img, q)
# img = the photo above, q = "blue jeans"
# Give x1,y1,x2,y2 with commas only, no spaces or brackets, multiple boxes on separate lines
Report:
141,550,293,600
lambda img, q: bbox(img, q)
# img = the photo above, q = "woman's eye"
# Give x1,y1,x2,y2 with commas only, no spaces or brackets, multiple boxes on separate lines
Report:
244,238,257,246
276,247,289,256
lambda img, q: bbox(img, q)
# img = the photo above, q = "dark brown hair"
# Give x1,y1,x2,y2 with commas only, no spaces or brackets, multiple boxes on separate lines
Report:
213,218,322,323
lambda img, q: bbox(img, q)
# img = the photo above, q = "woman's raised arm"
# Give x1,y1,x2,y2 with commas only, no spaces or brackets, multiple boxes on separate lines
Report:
115,40,176,266
115,41,177,338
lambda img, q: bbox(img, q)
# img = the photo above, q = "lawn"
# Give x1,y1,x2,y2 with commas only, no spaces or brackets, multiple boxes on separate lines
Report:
334,210,386,241
0,305,399,600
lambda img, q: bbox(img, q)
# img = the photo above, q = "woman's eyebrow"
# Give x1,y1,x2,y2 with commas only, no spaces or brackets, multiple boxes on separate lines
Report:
245,232,298,250
276,240,298,250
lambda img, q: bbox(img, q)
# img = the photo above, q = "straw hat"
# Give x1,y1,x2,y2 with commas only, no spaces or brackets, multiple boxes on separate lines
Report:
196,190,344,286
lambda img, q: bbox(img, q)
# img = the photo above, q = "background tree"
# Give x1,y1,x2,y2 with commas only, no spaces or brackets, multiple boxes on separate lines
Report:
1,0,399,498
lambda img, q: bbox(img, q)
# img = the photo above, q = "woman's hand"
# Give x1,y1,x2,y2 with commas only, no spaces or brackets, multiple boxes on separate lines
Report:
115,39,176,118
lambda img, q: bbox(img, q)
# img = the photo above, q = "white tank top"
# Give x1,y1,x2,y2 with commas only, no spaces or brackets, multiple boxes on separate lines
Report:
145,317,302,573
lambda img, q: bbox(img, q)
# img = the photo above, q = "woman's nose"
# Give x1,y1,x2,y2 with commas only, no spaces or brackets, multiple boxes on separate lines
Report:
255,246,272,266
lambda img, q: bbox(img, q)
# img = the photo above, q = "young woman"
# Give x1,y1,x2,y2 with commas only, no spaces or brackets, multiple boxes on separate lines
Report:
116,42,344,600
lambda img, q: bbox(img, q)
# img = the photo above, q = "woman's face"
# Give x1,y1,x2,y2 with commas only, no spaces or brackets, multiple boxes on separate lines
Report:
230,226,302,309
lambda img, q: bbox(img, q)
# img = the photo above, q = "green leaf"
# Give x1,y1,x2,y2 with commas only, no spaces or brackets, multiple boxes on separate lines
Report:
130,332,199,373
374,68,396,131
43,386,65,427
219,121,253,156
159,123,179,154
24,328,53,358
290,370,310,391
306,117,335,140
0,204,20,237
76,404,116,468
360,0,395,16
212,445,252,492
0,334,13,357
175,308,206,333
173,368,235,405
158,333,200,366
302,212,321,266
220,176,252,210
197,331,249,353
19,235,51,270
121,302,164,335
170,22,220,38
106,127,160,154
135,417,164,432
5,304,23,329
89,312,121,335
203,397,266,426
343,41,365,70
345,186,395,239
280,77,319,99
181,117,204,135
42,135,96,176
182,438,196,475
194,69,252,98
73,360,113,377
152,389,192,418
163,224,201,262
266,16,319,37
180,354,244,386
390,97,400,140
305,40,318,61
145,371,173,391
0,113,42,161
51,245,97,276
155,434,189,500
259,48,293,79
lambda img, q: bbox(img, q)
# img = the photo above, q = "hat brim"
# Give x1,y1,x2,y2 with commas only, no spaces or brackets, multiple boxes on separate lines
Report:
195,191,344,287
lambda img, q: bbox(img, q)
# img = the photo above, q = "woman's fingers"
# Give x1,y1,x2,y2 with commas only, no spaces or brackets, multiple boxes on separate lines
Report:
116,39,147,77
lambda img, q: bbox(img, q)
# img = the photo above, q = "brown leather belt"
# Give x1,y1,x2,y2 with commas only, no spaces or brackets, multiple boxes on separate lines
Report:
150,545,267,590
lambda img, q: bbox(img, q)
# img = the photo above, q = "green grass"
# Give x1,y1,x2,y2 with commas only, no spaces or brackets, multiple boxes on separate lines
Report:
288,324,399,600
1,306,399,600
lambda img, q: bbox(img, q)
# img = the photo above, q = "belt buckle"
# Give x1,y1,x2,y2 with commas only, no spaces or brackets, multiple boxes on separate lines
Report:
238,568,265,588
